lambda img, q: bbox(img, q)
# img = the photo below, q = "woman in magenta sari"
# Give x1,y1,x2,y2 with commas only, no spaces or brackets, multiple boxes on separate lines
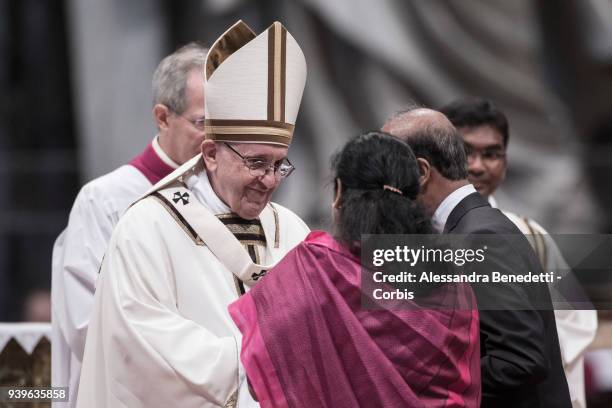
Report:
229,132,480,407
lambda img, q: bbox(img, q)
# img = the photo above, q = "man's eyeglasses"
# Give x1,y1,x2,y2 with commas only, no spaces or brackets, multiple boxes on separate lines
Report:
224,143,295,179
171,110,206,131
464,145,506,163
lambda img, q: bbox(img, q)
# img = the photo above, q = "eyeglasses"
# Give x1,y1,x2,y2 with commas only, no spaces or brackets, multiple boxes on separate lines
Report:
224,143,295,179
464,145,506,163
171,110,206,131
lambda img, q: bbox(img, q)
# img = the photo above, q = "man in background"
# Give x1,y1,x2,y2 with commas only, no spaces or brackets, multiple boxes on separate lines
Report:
383,108,571,407
441,97,597,408
51,42,208,407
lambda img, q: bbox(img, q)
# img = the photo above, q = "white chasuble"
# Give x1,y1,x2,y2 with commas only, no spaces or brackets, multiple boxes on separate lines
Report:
76,155,309,408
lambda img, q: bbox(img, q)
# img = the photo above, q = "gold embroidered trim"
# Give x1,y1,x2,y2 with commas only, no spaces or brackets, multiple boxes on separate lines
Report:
224,389,238,408
280,27,286,123
149,194,205,246
217,212,238,219
206,21,256,80
223,223,265,235
522,216,548,271
204,125,293,138
254,245,261,264
270,203,280,248
233,275,245,297
205,119,294,130
231,239,265,246
206,133,292,146
274,23,282,121
224,337,240,407
217,214,266,244
267,23,287,122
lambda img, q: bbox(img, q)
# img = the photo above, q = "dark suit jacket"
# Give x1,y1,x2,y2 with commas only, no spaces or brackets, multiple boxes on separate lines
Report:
445,192,571,408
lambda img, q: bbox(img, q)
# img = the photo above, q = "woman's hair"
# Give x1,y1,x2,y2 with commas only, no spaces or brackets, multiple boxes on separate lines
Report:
332,131,432,253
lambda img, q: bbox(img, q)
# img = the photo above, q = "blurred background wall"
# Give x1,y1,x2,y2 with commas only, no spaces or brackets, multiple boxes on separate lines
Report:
0,0,611,322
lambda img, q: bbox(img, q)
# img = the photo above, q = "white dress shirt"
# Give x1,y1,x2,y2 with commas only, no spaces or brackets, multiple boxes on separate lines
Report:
431,184,477,233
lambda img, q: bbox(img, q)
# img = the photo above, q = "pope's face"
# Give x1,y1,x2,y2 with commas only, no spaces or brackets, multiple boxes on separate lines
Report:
459,125,507,198
208,142,288,219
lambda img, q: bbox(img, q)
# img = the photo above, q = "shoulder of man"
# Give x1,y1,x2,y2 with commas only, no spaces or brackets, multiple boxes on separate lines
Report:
453,203,521,235
72,164,150,212
81,164,150,199
452,203,548,283
108,195,173,247
58,165,151,236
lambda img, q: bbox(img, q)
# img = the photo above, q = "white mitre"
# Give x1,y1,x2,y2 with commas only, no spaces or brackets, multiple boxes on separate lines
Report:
204,20,307,146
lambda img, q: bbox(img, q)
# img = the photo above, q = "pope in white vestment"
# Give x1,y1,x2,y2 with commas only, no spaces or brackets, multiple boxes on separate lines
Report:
77,20,309,408
77,160,308,407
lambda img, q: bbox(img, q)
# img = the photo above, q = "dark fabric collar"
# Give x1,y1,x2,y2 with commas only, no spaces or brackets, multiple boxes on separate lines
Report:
443,192,490,233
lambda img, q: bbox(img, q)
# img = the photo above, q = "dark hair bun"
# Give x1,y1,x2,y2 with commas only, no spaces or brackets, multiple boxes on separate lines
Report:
331,131,431,253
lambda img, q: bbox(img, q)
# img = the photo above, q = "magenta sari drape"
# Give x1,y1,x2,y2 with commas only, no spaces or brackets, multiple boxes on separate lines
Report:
229,231,480,408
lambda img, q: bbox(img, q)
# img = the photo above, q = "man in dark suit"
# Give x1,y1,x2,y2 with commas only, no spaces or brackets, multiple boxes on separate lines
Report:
382,108,571,407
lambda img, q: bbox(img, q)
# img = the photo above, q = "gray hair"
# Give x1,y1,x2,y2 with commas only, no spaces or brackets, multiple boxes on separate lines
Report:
152,42,208,114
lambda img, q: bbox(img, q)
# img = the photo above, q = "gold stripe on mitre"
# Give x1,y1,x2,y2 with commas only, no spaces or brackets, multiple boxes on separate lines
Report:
205,119,294,146
267,22,287,123
206,20,256,80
